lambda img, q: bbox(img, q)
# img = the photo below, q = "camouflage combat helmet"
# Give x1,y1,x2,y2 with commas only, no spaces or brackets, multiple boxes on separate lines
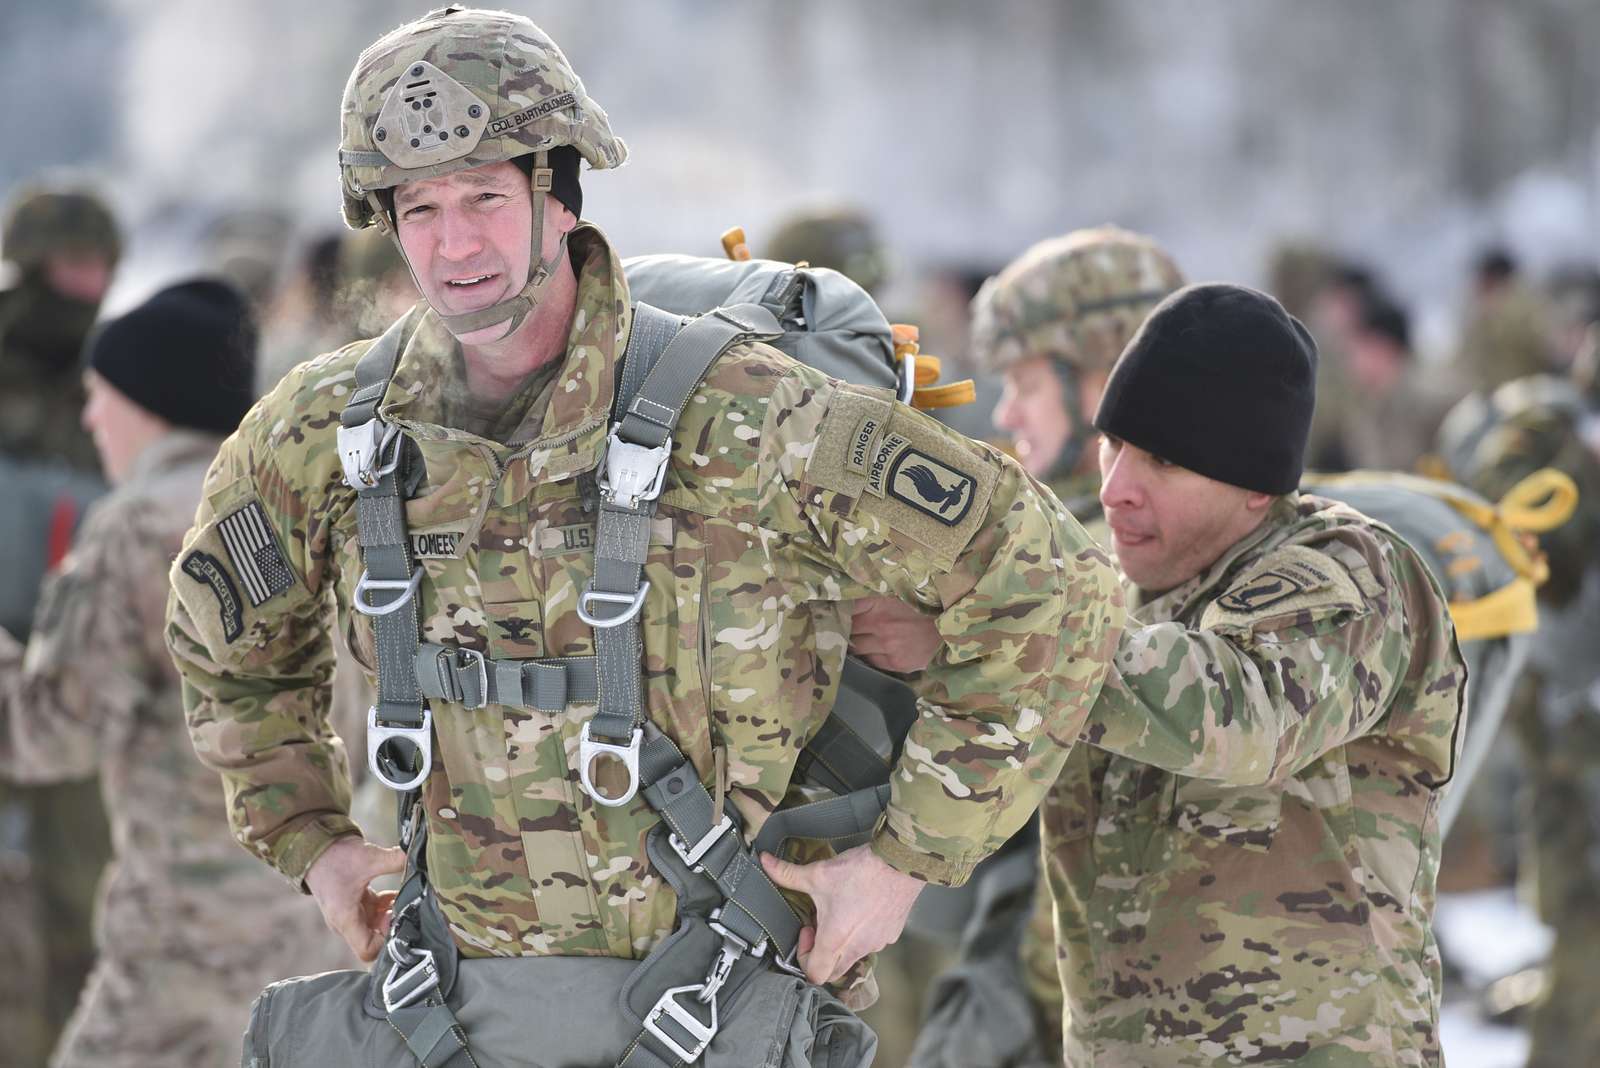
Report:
970,225,1183,376
764,206,890,295
2,185,120,271
338,5,627,338
972,225,1183,477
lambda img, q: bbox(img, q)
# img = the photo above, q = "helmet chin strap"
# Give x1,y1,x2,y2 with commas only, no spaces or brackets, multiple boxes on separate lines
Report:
1044,359,1091,483
370,149,568,343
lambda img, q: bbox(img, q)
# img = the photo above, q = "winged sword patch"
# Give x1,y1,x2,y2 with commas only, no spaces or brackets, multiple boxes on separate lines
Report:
886,449,978,526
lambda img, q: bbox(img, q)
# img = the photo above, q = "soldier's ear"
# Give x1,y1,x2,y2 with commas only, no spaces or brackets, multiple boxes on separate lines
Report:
546,195,578,236
1245,491,1275,513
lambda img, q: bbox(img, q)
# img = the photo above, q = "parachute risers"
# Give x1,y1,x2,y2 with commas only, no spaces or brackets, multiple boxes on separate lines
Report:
719,224,977,410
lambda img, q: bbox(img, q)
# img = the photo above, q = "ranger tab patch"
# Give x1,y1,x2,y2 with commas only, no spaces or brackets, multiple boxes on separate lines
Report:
180,550,244,643
216,501,295,608
886,449,978,526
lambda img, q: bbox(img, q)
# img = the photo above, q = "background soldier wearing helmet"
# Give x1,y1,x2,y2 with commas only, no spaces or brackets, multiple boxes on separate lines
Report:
975,225,1186,523
0,181,120,1065
894,226,1183,1068
165,9,1123,1063
1437,373,1600,1067
0,183,120,472
764,205,892,298
1,279,356,1067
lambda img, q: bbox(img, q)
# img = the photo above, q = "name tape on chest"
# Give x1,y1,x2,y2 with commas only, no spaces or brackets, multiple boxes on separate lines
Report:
409,530,465,558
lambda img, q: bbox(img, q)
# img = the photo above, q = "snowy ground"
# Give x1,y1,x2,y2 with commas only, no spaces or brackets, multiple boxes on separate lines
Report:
1435,888,1549,1067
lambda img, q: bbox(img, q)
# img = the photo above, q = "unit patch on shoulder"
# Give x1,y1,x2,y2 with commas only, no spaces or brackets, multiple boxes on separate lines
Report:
1205,544,1366,627
885,449,979,526
181,550,244,643
216,501,295,608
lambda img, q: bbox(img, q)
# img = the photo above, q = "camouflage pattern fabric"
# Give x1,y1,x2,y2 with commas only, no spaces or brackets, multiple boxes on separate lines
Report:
165,226,1125,1011
1,186,120,272
969,227,1183,378
0,430,355,1066
1043,493,1464,1067
338,6,626,230
0,274,103,473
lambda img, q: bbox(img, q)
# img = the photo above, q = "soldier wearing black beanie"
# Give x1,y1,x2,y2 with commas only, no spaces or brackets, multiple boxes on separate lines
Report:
86,278,257,435
1093,282,1317,494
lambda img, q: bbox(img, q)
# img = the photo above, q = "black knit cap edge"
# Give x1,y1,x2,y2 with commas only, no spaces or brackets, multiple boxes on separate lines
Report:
1092,282,1317,495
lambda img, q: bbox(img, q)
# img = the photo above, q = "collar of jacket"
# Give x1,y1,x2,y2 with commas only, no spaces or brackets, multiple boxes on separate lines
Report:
371,223,632,481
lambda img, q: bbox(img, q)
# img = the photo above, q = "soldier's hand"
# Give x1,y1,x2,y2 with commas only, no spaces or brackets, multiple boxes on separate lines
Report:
760,844,924,986
306,836,407,963
848,596,942,674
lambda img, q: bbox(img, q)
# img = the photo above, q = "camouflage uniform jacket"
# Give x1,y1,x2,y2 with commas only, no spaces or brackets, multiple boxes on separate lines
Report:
0,431,344,967
166,227,1126,973
0,275,102,472
1041,494,1465,1067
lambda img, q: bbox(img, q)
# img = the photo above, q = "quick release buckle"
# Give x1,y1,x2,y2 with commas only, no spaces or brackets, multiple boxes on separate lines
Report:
643,983,717,1063
669,814,734,870
381,943,439,1013
336,418,403,490
367,705,434,792
598,429,671,510
435,646,489,709
578,723,642,807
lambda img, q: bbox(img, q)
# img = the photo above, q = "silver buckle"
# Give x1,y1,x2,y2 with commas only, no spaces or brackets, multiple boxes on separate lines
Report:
576,582,650,628
578,723,642,807
669,815,734,869
598,429,671,509
699,938,742,1005
353,567,424,617
367,706,433,792
438,647,488,709
643,983,717,1063
336,419,402,489
381,945,439,1012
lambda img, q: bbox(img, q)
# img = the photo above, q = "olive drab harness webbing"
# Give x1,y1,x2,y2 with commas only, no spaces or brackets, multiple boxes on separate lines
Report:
337,302,900,1067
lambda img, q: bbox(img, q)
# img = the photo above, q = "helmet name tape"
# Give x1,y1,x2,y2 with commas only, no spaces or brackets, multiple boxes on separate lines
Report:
374,61,490,169
488,91,578,137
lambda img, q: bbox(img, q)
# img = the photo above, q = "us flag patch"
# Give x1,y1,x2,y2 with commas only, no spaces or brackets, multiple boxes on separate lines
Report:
217,501,295,607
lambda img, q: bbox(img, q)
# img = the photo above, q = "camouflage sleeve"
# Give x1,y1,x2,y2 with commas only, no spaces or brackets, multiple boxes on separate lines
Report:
0,502,160,781
761,369,1126,886
1085,531,1446,784
164,367,358,888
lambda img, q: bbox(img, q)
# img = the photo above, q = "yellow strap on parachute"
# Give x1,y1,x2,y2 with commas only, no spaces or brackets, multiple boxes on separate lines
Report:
1311,468,1579,641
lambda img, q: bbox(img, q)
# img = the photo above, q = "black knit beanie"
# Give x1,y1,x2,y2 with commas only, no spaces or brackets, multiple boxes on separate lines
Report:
87,278,257,435
1093,283,1317,495
514,147,582,219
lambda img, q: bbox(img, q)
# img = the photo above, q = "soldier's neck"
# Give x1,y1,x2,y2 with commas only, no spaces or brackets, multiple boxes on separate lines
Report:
459,258,579,410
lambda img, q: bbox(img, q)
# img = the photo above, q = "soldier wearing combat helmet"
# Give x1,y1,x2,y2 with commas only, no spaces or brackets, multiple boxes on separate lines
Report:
166,8,1123,1064
973,225,1184,518
764,206,892,297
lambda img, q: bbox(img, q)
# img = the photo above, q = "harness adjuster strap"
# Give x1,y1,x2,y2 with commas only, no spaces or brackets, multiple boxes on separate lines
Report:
381,945,439,1013
430,647,488,709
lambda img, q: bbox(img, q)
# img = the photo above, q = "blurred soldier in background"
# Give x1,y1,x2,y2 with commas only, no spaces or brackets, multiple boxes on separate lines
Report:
764,204,891,297
1269,242,1353,473
1457,248,1555,394
0,279,355,1067
0,181,120,1064
1338,290,1455,471
1438,371,1600,1068
903,226,1184,1068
